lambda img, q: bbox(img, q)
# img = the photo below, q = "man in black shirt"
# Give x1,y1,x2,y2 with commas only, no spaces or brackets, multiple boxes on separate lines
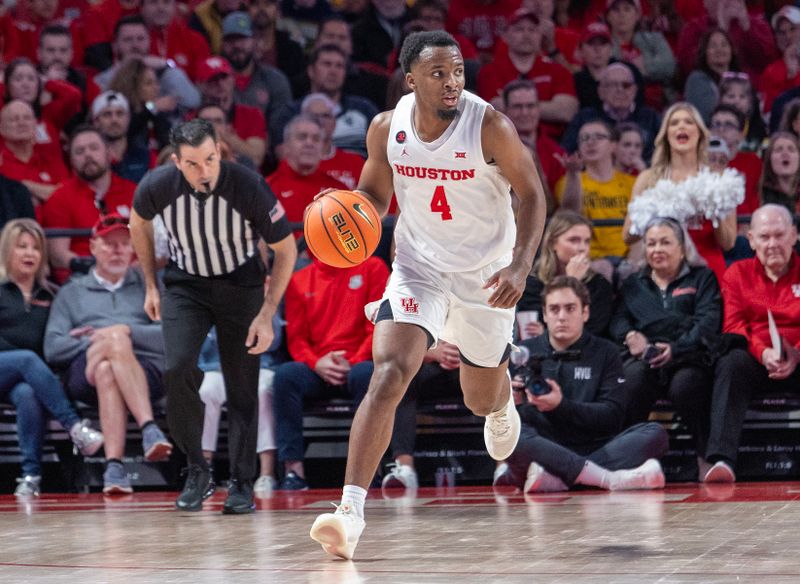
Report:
130,119,296,514
495,276,668,493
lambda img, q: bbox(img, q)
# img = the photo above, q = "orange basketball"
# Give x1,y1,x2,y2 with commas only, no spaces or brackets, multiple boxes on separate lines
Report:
303,190,382,268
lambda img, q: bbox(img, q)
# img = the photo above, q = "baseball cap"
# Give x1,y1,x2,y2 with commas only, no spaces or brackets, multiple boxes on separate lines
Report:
771,6,800,29
91,91,129,118
91,213,129,239
581,22,612,45
606,0,641,11
222,11,253,38
507,8,539,27
196,56,233,83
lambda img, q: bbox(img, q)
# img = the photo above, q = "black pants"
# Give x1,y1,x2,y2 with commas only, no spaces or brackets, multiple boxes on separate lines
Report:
389,363,461,458
623,358,712,457
505,416,669,487
161,266,264,481
707,348,800,465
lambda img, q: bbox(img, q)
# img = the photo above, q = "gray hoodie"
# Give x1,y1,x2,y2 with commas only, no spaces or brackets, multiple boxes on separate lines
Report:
44,268,165,371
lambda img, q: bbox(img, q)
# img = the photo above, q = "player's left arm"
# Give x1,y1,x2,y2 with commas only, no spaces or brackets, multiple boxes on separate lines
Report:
481,108,548,309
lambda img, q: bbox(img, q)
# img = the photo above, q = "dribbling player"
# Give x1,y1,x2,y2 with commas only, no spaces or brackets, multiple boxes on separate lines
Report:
310,31,548,559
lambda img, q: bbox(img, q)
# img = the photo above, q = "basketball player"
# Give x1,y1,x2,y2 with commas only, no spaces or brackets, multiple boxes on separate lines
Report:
310,31,547,559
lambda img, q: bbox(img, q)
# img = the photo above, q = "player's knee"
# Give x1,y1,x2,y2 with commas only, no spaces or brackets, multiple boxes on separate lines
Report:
368,360,416,403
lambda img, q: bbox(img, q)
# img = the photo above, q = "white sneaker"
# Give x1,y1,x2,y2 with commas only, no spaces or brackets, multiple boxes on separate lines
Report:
381,463,418,490
310,504,366,560
253,475,277,497
14,475,41,497
69,419,104,456
608,459,665,491
523,463,569,493
702,460,736,483
483,382,521,461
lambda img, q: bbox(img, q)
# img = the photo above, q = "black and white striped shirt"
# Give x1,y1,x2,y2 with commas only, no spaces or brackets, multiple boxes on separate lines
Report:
133,161,291,278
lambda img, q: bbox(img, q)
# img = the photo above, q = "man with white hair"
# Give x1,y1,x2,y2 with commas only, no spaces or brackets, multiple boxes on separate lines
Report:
562,62,660,160
705,204,800,483
91,91,154,183
41,126,137,282
300,93,364,190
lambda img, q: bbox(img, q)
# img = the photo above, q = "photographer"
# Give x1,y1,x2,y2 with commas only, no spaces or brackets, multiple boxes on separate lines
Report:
495,276,668,493
610,217,721,481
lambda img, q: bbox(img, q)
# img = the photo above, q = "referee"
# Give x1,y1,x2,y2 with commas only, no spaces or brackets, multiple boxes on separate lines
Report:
130,119,296,514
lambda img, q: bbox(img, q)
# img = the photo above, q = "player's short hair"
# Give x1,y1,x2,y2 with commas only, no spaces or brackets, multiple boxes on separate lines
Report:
541,275,591,308
399,30,460,75
170,119,217,155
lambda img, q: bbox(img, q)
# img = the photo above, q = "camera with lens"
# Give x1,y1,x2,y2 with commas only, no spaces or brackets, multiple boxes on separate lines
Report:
510,346,582,397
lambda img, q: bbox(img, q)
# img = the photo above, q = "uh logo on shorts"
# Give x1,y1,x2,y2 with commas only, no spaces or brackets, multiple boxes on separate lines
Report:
400,297,419,314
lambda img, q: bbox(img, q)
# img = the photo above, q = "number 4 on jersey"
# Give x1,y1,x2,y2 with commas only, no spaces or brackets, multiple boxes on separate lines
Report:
430,186,453,221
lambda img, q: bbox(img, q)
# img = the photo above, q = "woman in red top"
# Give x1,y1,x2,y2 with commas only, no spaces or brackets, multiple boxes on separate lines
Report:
623,102,737,282
2,57,82,154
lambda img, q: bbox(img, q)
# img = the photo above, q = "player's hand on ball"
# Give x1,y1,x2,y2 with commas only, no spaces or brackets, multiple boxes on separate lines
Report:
484,265,527,308
246,311,275,355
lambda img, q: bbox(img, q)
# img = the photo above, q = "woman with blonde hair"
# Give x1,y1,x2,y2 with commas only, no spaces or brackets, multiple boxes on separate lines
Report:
517,210,613,338
0,219,103,496
623,102,741,282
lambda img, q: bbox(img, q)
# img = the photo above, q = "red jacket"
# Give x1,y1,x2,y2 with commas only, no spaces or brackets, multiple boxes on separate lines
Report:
149,20,211,81
722,253,800,363
285,256,389,369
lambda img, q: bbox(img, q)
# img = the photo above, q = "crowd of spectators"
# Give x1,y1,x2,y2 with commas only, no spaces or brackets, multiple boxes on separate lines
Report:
1,0,800,496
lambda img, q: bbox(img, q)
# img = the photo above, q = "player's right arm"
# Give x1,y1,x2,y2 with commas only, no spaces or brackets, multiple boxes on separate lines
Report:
129,208,161,321
355,111,396,217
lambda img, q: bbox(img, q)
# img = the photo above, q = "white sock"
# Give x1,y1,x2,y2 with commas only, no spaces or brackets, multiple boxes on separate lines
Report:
341,484,367,519
575,461,614,490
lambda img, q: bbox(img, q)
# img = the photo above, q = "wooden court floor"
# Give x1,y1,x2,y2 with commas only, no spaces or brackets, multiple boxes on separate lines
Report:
1,483,800,584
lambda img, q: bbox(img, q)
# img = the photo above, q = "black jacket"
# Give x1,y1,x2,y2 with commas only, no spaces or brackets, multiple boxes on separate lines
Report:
0,176,35,229
518,272,613,338
518,331,628,444
609,264,722,360
0,280,53,357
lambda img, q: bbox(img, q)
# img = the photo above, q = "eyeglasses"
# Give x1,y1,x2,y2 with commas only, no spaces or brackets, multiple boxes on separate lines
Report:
710,120,740,131
578,133,611,143
601,81,635,90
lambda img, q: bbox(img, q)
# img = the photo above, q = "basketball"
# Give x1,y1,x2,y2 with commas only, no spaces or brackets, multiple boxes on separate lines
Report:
303,190,383,268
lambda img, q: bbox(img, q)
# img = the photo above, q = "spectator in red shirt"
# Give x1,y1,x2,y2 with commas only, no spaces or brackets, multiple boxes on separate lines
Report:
141,0,212,81
759,132,800,215
300,93,365,191
477,9,578,138
708,104,762,218
522,0,580,70
272,254,389,490
267,114,348,233
10,0,84,66
2,57,82,154
38,24,100,114
0,100,68,215
195,55,268,168
502,79,564,209
759,6,800,114
195,103,257,169
676,0,778,84
81,0,143,71
707,204,800,483
41,126,136,282
446,0,521,59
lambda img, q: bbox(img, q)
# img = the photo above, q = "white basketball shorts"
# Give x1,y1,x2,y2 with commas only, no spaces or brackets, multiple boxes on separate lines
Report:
366,253,515,368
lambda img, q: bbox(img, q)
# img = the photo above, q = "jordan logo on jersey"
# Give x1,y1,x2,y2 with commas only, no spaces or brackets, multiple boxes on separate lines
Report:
400,297,419,314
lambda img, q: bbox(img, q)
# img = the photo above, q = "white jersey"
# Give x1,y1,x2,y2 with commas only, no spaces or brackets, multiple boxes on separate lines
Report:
387,90,515,272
